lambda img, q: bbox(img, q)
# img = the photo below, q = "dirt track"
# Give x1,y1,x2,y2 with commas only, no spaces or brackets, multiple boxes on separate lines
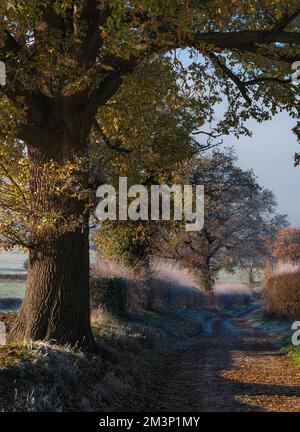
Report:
137,312,300,412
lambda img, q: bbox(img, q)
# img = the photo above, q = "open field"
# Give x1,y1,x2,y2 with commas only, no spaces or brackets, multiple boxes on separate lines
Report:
0,282,25,300
0,252,27,311
0,251,27,275
216,268,262,284
0,251,261,312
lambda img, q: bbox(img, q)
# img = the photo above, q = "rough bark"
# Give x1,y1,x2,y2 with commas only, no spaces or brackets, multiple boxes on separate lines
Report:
8,105,96,351
8,227,94,350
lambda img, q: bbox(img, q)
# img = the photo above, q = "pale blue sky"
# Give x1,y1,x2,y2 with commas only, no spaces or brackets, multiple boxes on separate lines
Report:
221,112,300,227
176,49,300,227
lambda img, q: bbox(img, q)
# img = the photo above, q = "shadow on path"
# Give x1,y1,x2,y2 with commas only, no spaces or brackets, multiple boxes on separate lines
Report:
134,312,300,412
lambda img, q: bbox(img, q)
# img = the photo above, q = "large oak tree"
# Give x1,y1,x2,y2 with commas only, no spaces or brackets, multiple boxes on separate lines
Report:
0,1,299,349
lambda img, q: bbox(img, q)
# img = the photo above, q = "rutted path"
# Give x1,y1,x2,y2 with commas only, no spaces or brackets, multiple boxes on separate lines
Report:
136,310,300,412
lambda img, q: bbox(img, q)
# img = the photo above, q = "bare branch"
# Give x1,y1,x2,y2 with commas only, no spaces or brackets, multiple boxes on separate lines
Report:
186,29,300,49
207,52,252,104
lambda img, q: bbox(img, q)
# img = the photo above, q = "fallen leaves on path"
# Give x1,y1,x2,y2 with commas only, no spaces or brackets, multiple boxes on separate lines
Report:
128,313,300,412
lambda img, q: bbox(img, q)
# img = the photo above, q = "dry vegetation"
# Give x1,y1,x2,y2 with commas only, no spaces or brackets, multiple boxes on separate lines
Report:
264,263,300,320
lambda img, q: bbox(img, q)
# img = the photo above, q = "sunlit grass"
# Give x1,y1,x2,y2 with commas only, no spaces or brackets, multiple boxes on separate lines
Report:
0,343,36,367
286,346,300,368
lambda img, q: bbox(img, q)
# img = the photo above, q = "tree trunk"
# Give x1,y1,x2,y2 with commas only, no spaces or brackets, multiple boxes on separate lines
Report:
8,107,96,351
247,264,255,287
8,228,95,350
196,260,215,297
201,272,215,296
140,255,153,310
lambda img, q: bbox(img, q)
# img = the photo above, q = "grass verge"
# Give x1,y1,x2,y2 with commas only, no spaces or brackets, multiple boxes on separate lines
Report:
0,308,213,412
285,346,300,369
249,309,300,373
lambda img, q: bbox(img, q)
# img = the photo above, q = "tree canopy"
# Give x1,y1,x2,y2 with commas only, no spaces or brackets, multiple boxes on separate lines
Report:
1,1,300,149
1,1,299,250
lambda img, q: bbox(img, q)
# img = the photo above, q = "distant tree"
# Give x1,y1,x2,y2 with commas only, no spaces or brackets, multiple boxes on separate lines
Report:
234,245,269,287
166,151,287,294
271,227,300,264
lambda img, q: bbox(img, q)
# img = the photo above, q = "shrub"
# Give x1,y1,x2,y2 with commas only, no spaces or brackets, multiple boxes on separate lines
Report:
264,265,300,320
90,277,128,316
149,259,204,310
91,259,150,311
214,282,253,309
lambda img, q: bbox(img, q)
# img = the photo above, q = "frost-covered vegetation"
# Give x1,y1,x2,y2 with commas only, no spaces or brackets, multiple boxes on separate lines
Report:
91,258,205,313
214,282,258,310
264,262,300,320
0,308,213,412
